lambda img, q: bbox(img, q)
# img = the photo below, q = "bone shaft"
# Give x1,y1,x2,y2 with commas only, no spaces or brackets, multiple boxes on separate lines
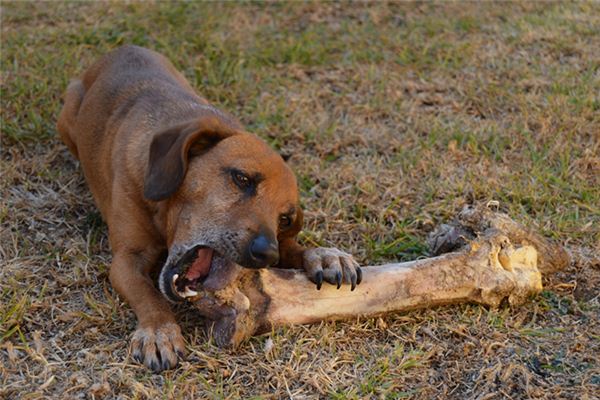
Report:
195,205,549,347
256,252,482,330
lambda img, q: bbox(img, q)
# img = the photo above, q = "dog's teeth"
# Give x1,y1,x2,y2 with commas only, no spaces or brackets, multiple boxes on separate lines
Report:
172,273,197,298
177,286,198,298
180,286,198,298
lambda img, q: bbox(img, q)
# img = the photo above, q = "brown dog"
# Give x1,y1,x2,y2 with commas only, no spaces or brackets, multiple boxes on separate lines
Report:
57,45,361,372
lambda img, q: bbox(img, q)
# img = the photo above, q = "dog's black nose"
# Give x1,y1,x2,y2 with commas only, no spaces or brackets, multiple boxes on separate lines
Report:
249,234,279,267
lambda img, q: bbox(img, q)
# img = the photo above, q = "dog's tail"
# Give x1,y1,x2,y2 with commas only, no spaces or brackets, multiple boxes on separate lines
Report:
56,79,85,159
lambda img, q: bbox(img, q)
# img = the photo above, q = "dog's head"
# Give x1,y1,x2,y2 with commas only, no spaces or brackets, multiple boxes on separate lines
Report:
144,113,302,302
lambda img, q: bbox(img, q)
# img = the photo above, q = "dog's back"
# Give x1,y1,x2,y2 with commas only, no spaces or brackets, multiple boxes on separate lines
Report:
58,45,199,155
57,45,209,213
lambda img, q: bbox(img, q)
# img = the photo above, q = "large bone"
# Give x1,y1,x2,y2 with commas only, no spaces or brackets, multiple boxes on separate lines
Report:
189,204,569,348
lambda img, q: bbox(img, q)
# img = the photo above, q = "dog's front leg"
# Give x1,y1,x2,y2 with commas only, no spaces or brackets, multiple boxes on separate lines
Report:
278,238,362,291
109,250,185,372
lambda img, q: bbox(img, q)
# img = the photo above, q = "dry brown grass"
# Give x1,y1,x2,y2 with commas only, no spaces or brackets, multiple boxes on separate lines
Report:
1,2,599,399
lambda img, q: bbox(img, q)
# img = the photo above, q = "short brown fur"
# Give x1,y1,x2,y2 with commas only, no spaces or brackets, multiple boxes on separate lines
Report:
57,45,360,372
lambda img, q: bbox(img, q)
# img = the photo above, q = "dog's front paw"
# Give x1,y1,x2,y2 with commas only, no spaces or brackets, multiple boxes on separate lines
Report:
131,322,185,372
303,247,362,291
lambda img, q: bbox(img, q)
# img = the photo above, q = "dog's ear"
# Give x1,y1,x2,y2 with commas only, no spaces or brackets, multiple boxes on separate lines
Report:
144,115,240,201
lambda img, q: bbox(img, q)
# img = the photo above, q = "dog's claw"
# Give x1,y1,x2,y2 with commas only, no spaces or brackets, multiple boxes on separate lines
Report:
132,348,143,364
130,322,185,373
315,271,323,290
336,271,342,289
303,247,361,290
161,357,173,372
150,359,161,373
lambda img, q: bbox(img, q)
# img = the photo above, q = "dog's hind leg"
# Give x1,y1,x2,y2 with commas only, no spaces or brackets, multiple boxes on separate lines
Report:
56,79,85,159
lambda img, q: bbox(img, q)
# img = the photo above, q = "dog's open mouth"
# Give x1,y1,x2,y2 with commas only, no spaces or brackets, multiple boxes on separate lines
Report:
172,246,213,298
163,245,230,301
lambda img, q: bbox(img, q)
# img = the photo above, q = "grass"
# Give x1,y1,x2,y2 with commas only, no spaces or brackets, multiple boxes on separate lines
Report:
1,2,599,399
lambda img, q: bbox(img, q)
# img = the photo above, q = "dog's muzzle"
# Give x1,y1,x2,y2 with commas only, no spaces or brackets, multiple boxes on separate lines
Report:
244,233,279,268
160,233,280,302
159,245,230,302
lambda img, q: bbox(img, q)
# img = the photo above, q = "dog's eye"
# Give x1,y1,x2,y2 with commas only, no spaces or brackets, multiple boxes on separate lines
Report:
232,170,252,189
279,215,292,228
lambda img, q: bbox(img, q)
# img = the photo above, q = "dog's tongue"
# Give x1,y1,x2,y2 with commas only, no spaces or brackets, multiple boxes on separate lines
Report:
185,248,213,280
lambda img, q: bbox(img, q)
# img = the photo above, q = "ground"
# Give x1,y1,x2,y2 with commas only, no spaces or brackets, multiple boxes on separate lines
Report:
1,2,599,399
